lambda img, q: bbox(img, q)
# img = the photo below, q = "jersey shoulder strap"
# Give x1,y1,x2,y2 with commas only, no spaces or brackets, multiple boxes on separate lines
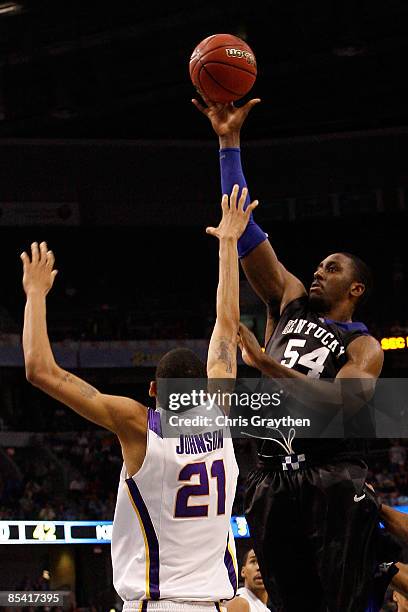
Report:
280,295,309,320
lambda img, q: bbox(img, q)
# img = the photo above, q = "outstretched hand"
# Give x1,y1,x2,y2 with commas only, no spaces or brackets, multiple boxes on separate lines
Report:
21,241,58,296
192,93,261,137
238,322,264,369
206,185,258,241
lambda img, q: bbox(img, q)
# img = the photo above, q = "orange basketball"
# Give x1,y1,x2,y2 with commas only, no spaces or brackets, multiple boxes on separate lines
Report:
189,33,257,103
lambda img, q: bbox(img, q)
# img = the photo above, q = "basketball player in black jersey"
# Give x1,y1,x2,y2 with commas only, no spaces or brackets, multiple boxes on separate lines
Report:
193,96,391,612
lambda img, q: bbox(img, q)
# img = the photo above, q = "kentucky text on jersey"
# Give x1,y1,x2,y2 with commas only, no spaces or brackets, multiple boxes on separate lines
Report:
176,429,224,455
281,318,346,357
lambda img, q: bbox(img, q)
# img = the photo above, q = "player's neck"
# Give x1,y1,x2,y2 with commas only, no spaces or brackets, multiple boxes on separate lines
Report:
321,302,354,323
250,586,268,605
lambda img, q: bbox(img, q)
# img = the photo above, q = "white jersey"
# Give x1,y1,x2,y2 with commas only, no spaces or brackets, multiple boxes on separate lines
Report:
112,407,239,603
235,588,270,611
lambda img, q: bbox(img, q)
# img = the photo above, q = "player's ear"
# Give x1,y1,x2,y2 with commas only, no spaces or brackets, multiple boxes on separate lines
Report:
350,281,365,299
149,381,157,397
241,566,246,579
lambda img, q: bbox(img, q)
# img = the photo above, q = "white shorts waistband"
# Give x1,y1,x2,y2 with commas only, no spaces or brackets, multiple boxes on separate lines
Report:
122,601,225,612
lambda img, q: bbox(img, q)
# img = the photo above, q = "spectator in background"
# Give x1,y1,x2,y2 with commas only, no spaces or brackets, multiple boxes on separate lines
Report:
69,472,86,492
390,440,407,474
39,502,56,521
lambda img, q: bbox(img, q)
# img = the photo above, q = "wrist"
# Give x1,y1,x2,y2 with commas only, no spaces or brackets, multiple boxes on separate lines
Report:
26,289,47,298
219,236,238,244
219,132,240,148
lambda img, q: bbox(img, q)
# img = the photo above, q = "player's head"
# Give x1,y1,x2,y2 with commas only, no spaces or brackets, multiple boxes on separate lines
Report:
309,252,372,314
393,590,408,611
241,548,265,593
149,348,206,401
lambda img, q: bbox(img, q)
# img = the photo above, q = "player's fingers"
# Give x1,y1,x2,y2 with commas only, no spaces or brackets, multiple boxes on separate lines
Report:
229,184,239,210
51,269,58,282
238,187,249,212
40,241,48,264
247,98,262,109
195,88,213,108
246,200,259,215
191,99,208,115
205,226,217,236
243,98,261,115
31,242,39,264
239,322,250,337
46,250,55,269
221,193,229,215
20,251,29,268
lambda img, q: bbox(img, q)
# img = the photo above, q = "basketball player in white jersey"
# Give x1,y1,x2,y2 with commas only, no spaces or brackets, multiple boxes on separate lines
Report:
21,185,258,612
227,549,270,612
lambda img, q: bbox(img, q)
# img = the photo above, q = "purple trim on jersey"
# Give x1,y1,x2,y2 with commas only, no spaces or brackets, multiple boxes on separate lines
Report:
148,409,163,438
324,318,369,334
215,604,221,611
126,477,160,600
224,533,237,594
141,602,147,611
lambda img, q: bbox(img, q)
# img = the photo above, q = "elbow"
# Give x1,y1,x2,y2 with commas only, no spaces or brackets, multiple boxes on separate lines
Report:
25,357,52,387
25,363,42,386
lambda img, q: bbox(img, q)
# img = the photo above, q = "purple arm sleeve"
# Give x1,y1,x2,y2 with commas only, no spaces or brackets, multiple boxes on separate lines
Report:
219,147,267,258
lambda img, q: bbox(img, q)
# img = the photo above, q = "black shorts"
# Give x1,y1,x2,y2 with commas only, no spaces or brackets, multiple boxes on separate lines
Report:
245,455,389,612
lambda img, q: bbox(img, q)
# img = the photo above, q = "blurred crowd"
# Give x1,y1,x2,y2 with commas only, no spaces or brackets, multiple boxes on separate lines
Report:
0,432,120,520
368,439,408,507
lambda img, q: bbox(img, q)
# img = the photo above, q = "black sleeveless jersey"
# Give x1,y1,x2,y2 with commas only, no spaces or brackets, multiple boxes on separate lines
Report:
266,296,368,378
262,296,372,457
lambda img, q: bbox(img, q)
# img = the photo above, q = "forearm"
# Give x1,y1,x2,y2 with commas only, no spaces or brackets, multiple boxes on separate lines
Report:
255,353,346,413
23,292,57,377
207,237,239,380
218,136,267,260
217,237,239,331
381,505,408,545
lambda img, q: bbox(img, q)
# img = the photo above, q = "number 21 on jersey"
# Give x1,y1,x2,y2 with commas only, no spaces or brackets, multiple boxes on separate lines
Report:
174,459,226,518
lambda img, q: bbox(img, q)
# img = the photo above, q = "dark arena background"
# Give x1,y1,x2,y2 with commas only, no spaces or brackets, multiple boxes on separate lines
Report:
1,2,408,611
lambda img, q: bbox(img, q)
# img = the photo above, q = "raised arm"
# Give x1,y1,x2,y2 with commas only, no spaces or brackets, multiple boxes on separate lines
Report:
21,242,146,444
192,96,306,338
206,186,258,380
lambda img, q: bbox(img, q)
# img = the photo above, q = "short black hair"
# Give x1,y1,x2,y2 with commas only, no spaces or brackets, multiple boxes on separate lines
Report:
340,252,373,305
155,348,206,379
241,548,254,567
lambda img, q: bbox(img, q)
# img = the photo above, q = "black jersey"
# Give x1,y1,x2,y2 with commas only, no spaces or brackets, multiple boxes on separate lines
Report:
266,296,368,378
262,296,373,457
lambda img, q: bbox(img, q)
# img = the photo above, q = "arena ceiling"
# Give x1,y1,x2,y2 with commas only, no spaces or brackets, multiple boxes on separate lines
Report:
0,0,408,140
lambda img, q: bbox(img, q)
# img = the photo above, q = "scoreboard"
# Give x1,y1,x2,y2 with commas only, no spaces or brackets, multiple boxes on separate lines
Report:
0,521,113,544
0,516,250,544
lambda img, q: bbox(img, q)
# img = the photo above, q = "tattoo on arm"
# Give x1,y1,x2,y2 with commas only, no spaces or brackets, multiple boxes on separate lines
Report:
216,338,233,374
57,372,98,399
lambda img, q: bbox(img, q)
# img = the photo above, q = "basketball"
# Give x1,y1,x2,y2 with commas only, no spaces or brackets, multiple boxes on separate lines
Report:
189,33,257,103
